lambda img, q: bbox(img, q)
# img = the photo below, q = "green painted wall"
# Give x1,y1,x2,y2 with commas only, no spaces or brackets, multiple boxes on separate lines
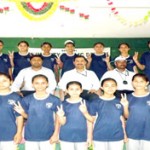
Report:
0,37,149,58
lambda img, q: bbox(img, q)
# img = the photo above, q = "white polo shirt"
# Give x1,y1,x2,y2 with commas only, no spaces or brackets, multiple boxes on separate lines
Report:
11,67,56,93
100,68,135,91
58,68,100,91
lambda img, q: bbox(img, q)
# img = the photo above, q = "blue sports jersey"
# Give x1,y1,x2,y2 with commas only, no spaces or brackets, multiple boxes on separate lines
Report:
13,52,31,79
42,54,57,72
60,99,88,142
60,53,77,76
89,97,124,141
140,51,150,81
126,93,150,140
89,53,109,80
0,92,21,141
21,94,61,141
0,54,11,74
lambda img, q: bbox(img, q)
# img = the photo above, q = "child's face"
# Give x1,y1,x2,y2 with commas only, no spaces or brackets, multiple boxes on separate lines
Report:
41,44,51,53
0,42,3,52
101,80,117,95
0,75,11,91
65,43,75,53
32,77,48,92
119,44,130,53
66,84,83,98
94,44,104,53
132,77,149,90
18,42,29,53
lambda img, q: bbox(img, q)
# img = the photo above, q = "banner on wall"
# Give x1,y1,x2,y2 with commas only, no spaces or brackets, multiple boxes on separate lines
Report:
29,47,111,57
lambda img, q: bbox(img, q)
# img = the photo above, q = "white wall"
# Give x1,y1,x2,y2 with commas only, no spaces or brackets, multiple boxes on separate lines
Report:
0,0,150,37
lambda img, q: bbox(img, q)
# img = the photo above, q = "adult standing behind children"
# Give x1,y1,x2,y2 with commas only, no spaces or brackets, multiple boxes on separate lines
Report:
11,55,56,96
56,40,77,77
58,55,100,101
0,40,12,79
86,42,113,80
100,56,135,98
8,41,31,80
41,42,59,82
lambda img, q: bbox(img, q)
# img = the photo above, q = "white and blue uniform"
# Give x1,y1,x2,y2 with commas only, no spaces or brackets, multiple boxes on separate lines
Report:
21,93,61,150
60,99,89,150
42,54,57,72
140,51,150,81
89,53,110,80
60,53,77,76
89,97,124,150
0,92,21,150
13,52,31,79
0,53,11,75
126,93,150,150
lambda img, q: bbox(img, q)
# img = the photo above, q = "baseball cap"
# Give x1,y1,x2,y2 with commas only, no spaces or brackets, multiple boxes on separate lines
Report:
64,40,75,46
114,56,127,62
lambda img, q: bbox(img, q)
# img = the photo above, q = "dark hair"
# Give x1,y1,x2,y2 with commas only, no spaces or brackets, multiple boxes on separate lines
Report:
17,41,29,47
0,72,11,81
73,55,88,63
66,81,82,89
148,41,150,45
101,78,117,87
132,73,149,82
41,42,52,48
0,40,4,45
30,54,43,60
118,43,130,49
93,42,105,47
32,74,49,83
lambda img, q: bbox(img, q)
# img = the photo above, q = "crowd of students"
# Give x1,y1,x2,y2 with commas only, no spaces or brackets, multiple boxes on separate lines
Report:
0,39,150,150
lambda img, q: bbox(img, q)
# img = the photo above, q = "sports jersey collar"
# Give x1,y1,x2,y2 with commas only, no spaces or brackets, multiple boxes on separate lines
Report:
0,53,3,56
132,92,150,97
42,53,52,57
99,96,116,101
66,98,82,103
94,53,105,56
66,53,75,57
119,55,130,59
33,93,50,100
0,91,13,96
75,68,87,76
18,52,29,56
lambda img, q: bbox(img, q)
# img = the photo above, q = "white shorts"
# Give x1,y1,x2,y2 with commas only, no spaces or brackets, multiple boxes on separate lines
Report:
0,141,18,150
25,140,55,150
60,141,87,150
94,140,124,150
126,138,150,150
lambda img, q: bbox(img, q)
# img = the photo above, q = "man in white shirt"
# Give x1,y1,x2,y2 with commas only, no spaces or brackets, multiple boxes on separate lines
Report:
58,55,100,101
11,55,57,96
100,56,135,97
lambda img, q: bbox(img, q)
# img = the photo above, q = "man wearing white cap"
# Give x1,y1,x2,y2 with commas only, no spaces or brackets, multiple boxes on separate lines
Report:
100,56,135,97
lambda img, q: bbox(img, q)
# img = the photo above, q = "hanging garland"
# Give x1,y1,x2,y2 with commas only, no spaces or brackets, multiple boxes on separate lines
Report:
106,0,150,26
15,1,59,21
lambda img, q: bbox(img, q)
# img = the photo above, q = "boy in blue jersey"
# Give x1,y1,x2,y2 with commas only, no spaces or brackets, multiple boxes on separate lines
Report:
0,40,12,79
121,73,150,150
114,43,138,73
9,40,31,79
56,40,77,77
86,42,112,80
0,72,23,150
57,81,91,150
14,74,61,150
79,78,127,150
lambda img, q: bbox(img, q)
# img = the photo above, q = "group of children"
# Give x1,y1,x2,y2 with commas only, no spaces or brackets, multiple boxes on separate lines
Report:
0,39,150,150
0,72,150,150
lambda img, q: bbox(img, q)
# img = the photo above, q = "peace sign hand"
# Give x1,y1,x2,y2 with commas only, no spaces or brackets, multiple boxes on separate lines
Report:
79,100,88,114
8,51,14,60
57,105,65,117
86,53,92,63
120,93,129,107
13,101,25,115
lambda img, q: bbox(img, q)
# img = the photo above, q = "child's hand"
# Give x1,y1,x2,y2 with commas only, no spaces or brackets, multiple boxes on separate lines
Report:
87,138,93,148
57,105,65,117
79,100,88,114
104,52,110,63
49,134,59,144
120,93,129,107
8,51,14,60
13,132,22,144
133,52,139,62
14,101,25,115
86,53,92,63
